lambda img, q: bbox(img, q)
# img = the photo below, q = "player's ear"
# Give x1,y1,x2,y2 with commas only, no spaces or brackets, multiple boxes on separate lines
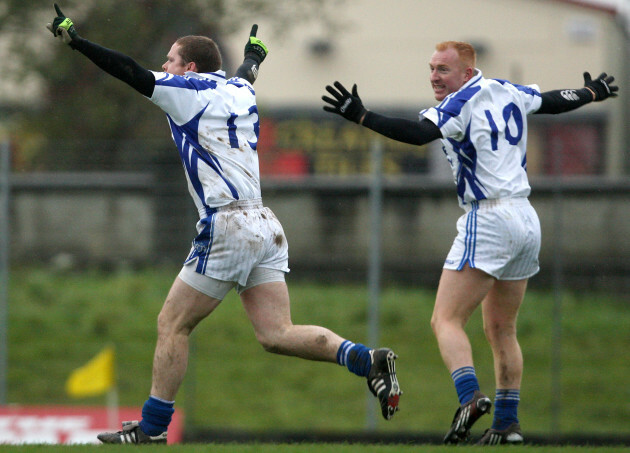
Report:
186,61,198,73
464,66,474,82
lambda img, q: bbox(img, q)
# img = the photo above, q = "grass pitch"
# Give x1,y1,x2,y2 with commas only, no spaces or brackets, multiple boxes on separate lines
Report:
2,444,630,452
7,266,630,443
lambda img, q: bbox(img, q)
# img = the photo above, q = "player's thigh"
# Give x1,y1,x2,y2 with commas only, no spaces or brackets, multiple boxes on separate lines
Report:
433,265,495,326
481,278,528,332
159,276,223,334
240,280,292,337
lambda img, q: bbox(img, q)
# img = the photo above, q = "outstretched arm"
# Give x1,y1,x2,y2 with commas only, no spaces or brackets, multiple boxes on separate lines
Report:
70,40,155,98
322,81,442,146
47,3,156,98
536,72,618,114
362,112,442,146
234,24,269,84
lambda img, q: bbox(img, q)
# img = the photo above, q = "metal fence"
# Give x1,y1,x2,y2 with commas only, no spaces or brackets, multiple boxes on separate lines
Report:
0,142,9,405
7,169,630,287
2,141,630,441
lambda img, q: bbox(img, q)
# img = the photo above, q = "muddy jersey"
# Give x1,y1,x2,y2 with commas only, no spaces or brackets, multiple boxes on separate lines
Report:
149,70,261,218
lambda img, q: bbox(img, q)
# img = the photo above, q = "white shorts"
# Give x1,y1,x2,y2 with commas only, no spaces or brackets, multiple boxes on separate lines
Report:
444,198,541,280
180,198,290,292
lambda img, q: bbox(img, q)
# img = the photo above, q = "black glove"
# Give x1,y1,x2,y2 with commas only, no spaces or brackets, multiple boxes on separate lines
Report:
46,3,78,44
244,24,268,65
322,81,367,124
583,72,618,101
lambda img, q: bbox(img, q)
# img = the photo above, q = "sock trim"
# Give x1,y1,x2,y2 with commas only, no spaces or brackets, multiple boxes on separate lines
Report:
451,366,476,381
336,340,354,366
149,395,175,405
451,366,480,405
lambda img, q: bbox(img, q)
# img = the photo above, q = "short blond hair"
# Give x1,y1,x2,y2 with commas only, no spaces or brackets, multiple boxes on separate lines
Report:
435,41,476,69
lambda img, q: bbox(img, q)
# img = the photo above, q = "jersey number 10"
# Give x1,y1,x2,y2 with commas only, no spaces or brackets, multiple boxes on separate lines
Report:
484,102,523,150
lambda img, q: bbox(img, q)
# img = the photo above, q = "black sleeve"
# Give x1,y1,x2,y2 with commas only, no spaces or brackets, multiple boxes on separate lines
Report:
70,37,155,98
234,57,259,85
535,88,593,114
362,111,442,146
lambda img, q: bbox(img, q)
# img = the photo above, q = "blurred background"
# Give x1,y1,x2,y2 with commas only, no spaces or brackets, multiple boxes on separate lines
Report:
0,0,629,445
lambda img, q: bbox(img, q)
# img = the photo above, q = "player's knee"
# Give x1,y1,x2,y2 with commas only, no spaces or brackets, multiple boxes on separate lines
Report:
483,320,515,343
431,311,469,339
257,334,282,353
156,309,196,338
430,312,446,335
256,326,292,354
430,315,438,335
156,310,172,334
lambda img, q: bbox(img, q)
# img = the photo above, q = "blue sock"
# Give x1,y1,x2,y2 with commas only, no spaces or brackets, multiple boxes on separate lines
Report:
451,366,480,405
336,340,372,377
139,395,175,436
492,389,520,430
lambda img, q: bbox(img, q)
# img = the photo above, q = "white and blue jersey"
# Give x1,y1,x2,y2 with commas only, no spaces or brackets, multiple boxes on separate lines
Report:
149,70,261,218
147,70,290,283
421,70,542,209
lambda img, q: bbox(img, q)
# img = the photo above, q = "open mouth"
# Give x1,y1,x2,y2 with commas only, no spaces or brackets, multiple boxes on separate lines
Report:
432,84,447,97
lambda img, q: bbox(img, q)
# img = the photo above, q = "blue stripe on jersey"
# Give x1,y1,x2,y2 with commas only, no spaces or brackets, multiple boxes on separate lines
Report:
449,123,487,203
492,79,541,98
154,72,224,91
227,78,256,95
185,141,205,204
458,202,478,270
434,81,482,128
167,107,240,201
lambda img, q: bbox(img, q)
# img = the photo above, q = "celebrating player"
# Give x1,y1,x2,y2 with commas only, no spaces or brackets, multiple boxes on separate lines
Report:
47,3,402,444
323,41,617,445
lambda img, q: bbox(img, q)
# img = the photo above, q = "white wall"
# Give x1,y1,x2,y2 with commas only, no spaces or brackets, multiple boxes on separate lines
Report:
223,0,621,111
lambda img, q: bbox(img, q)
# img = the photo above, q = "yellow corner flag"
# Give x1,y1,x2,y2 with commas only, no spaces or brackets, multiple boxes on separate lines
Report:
66,346,115,398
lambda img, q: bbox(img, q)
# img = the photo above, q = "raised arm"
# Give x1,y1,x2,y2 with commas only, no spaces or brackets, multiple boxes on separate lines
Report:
234,24,269,85
322,81,442,146
46,3,155,97
536,71,618,115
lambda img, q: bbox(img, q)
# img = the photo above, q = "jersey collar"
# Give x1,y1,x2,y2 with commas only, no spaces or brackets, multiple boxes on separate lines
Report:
461,68,482,90
184,70,227,80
